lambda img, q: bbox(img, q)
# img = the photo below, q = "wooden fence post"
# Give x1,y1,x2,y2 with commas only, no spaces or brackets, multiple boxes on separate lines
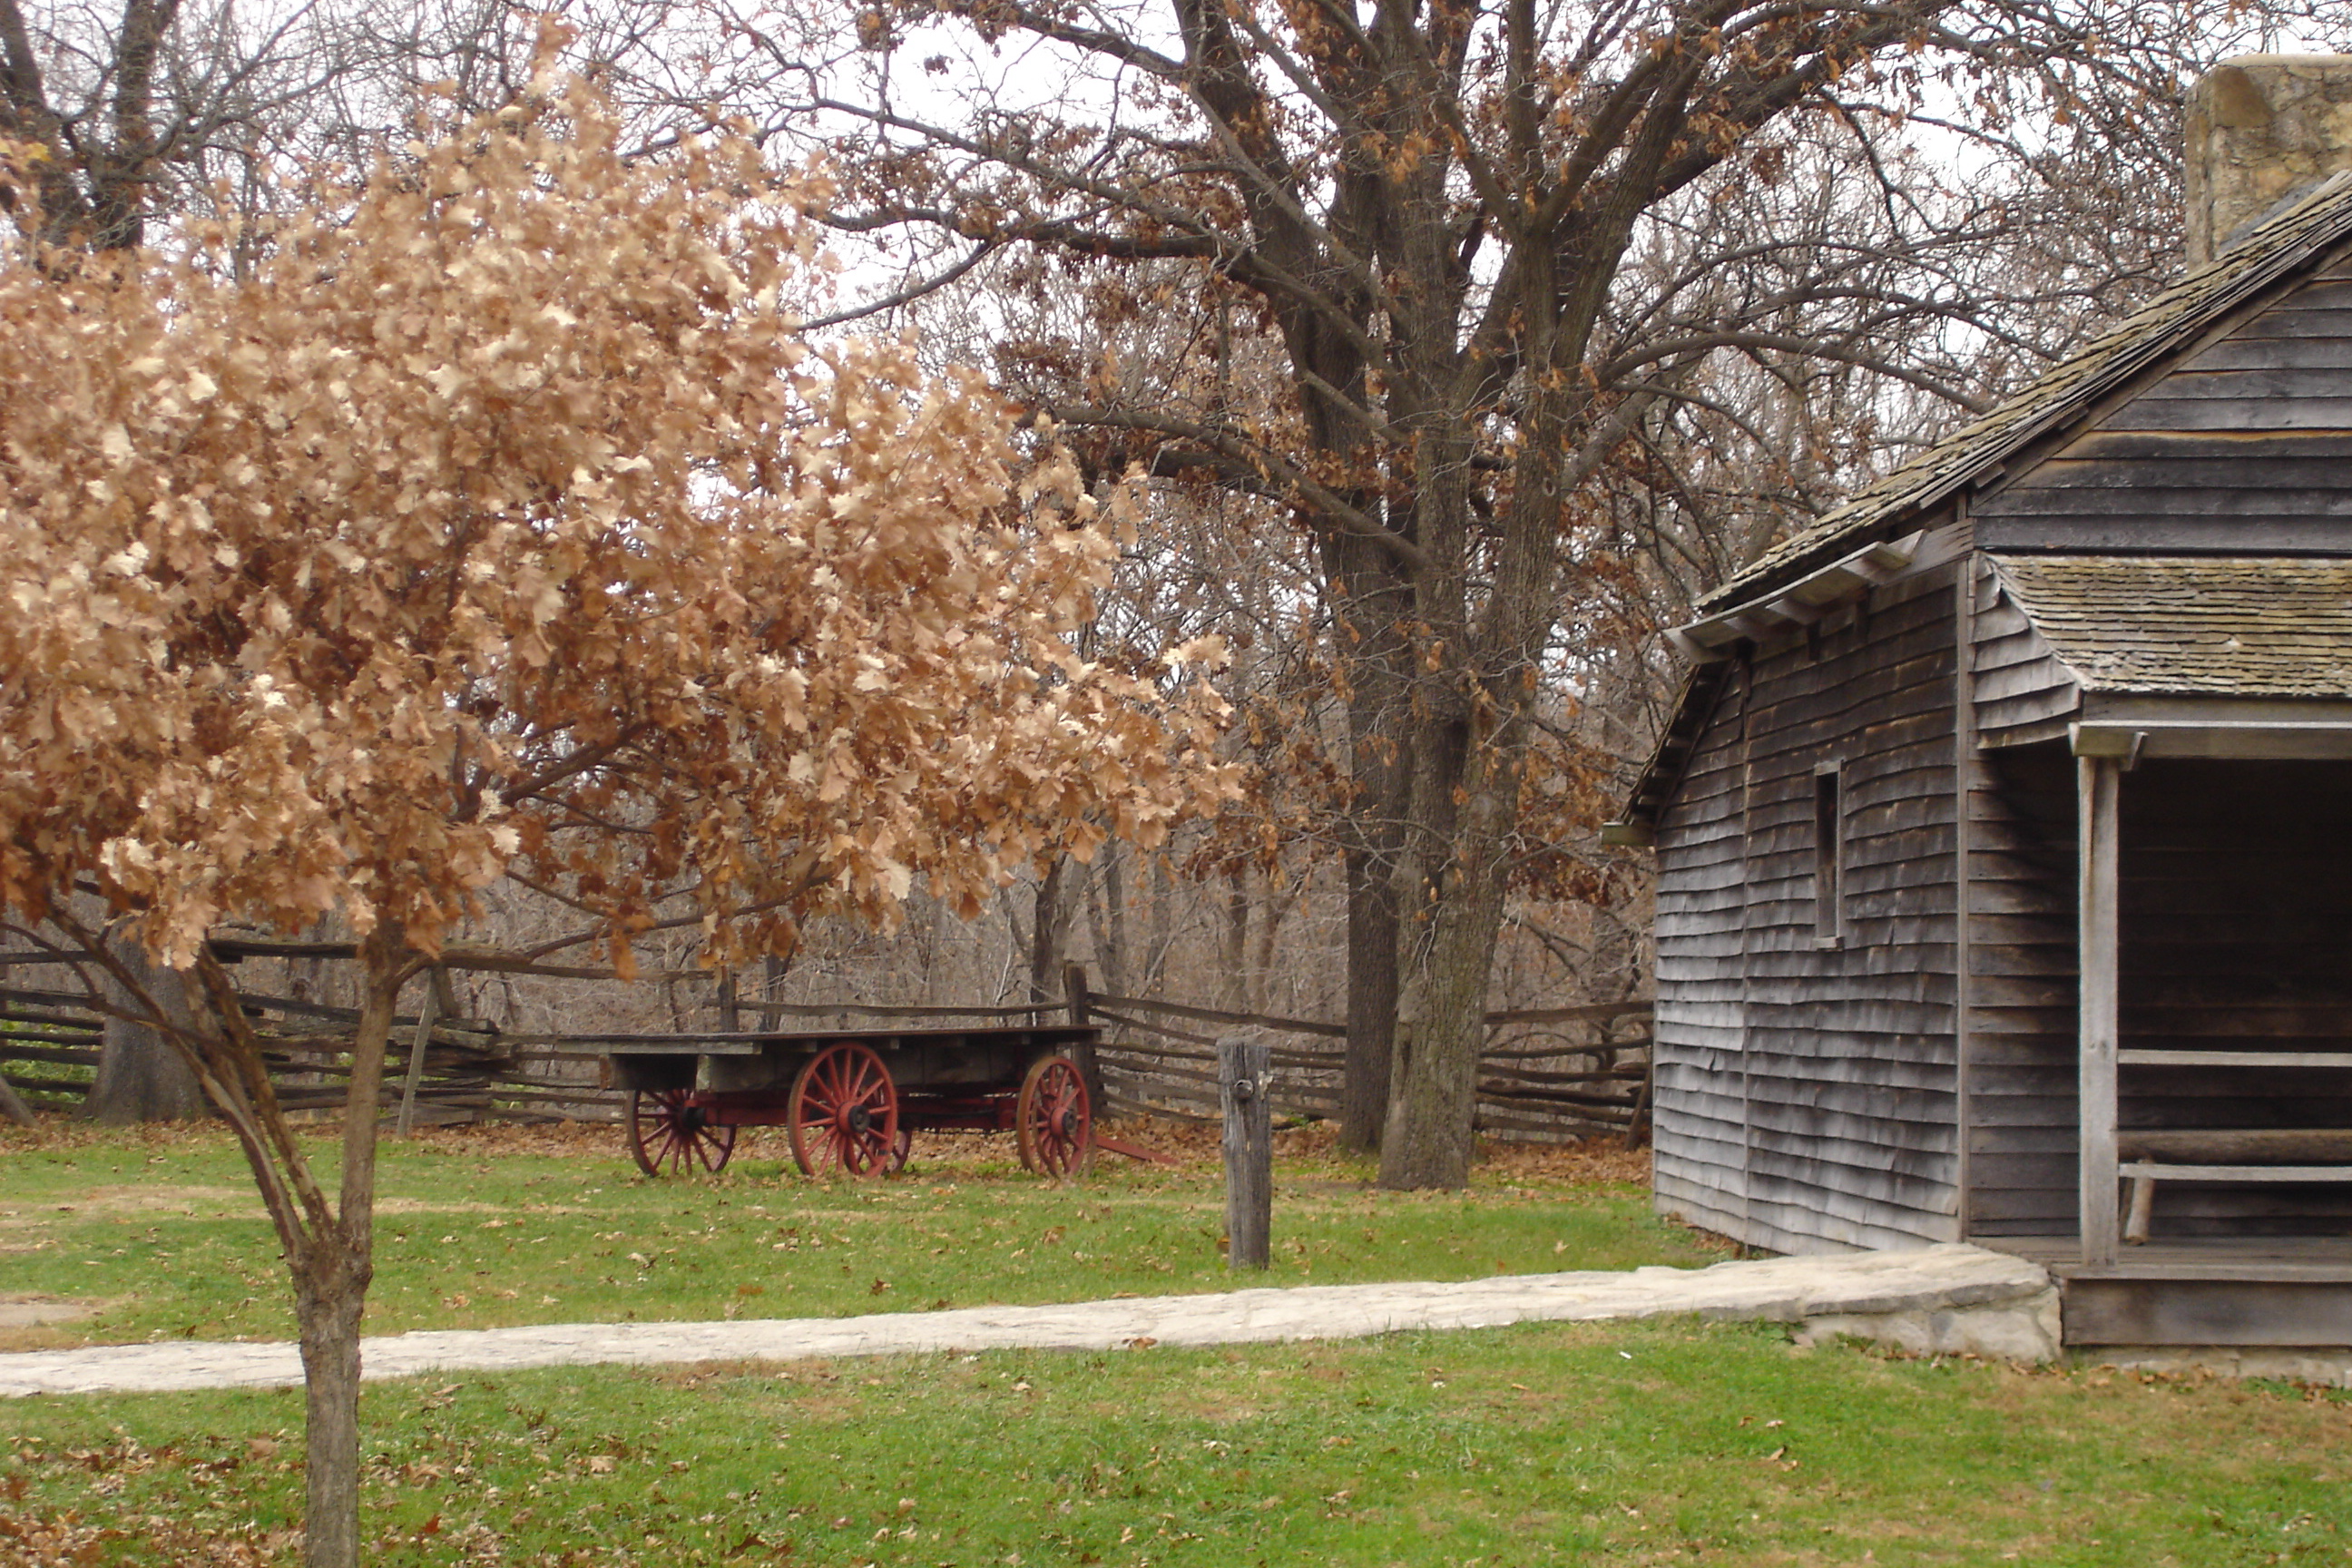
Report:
394,972,443,1137
1063,962,1104,1113
0,1073,35,1129
1220,1033,1271,1269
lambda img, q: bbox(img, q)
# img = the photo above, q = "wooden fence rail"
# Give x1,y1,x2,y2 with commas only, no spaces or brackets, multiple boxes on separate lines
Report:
0,956,1652,1146
1072,981,1652,1144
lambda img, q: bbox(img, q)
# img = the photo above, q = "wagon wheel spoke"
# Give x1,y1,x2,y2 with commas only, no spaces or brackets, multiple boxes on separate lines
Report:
1016,1056,1093,1180
787,1042,899,1180
626,1090,735,1177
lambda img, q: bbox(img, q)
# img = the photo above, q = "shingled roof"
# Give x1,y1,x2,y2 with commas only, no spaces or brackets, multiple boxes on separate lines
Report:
1992,554,2352,697
1697,171,2352,615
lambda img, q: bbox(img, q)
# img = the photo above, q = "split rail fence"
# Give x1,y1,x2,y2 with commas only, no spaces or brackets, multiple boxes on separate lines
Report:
1067,972,1652,1144
2,960,1651,1146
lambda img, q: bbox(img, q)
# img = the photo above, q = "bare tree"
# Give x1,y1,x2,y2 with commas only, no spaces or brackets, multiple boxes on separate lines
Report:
676,0,2352,1185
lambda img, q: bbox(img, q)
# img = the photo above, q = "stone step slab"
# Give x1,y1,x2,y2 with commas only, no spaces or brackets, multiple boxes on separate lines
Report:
0,1242,2057,1397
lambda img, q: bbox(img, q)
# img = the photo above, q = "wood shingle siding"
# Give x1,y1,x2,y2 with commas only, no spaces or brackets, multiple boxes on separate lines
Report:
1651,568,1964,1253
1632,163,2352,1280
1652,656,1750,1240
1976,265,2352,555
1964,744,2081,1234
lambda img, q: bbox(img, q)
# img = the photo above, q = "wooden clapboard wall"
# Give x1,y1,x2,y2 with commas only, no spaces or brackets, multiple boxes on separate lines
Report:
1975,259,2352,558
1960,559,2086,1235
1962,742,2081,1236
1956,242,2352,1237
1970,567,2078,748
1653,565,1964,1254
1651,658,1751,1239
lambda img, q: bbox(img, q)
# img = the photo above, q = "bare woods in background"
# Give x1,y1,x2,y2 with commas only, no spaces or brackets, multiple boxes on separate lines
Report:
5,835,1656,1140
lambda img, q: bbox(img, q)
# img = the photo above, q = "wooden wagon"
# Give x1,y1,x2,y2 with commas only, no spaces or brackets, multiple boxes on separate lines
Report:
595,1024,1099,1179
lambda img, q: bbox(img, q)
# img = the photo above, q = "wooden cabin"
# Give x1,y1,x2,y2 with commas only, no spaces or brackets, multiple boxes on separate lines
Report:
1614,58,2352,1349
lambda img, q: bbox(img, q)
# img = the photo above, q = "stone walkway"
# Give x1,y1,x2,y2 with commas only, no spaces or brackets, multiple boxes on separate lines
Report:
0,1242,2058,1397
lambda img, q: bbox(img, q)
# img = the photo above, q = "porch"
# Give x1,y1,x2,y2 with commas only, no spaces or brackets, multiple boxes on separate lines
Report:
1984,1235,2352,1346
1976,711,2352,1347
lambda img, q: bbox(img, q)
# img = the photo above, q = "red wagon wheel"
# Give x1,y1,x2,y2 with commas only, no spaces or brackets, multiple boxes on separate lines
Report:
626,1089,737,1177
787,1043,901,1178
1015,1055,1093,1178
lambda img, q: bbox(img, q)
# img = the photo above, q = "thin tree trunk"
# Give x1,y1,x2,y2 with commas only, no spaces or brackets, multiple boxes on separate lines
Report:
1027,857,1069,1004
293,1271,367,1568
920,893,952,1005
290,929,403,1568
1143,852,1173,995
1217,867,1249,1014
83,935,206,1122
1093,842,1128,1000
1250,872,1297,1016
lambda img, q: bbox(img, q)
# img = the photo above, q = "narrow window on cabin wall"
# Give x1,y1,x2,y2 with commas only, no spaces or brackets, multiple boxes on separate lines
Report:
1813,762,1844,948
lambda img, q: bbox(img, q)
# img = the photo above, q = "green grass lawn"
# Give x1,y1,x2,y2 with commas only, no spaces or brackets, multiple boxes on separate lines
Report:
0,1119,1708,1350
10,1122,2351,1565
7,1318,2352,1565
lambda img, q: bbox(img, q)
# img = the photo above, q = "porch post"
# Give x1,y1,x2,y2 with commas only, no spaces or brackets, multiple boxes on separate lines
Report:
2078,753,2122,1266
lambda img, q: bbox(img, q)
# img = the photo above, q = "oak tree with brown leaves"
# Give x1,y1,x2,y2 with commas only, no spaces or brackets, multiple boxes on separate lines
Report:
0,71,1229,1567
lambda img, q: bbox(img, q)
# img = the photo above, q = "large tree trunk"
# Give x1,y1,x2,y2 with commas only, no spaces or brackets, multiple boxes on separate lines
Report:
1338,849,1400,1149
1374,436,1534,1190
1377,865,1509,1188
83,937,206,1122
1323,526,1414,1151
1377,747,1517,1189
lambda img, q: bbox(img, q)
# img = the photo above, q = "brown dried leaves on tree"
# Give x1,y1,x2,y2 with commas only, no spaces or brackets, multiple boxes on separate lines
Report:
0,81,1232,975
0,69,1231,1568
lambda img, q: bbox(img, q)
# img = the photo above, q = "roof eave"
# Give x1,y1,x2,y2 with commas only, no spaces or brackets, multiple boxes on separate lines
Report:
1694,172,2352,617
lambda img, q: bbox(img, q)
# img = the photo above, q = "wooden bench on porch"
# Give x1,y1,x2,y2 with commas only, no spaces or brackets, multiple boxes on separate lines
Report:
2117,1046,2352,1243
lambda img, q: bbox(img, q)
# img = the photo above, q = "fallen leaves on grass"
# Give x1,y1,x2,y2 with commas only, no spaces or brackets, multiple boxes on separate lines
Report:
0,1508,295,1566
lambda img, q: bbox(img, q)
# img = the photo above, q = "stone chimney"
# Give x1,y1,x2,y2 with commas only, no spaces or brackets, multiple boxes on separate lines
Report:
2186,57,2352,267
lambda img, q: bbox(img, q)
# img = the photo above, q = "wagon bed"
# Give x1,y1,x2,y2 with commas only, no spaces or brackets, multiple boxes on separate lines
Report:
592,1024,1100,1179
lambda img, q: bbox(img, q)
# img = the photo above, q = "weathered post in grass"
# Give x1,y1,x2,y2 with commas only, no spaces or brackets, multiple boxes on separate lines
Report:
1220,1033,1271,1269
